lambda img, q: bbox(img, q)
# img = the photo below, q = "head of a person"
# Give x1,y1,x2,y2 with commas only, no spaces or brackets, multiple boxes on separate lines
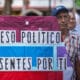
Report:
26,12,39,16
68,11,76,30
52,6,69,33
23,9,43,16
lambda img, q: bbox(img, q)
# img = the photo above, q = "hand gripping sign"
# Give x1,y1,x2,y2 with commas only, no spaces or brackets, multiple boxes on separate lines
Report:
0,16,63,80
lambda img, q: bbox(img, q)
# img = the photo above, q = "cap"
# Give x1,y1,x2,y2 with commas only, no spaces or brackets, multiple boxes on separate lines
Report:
51,6,68,16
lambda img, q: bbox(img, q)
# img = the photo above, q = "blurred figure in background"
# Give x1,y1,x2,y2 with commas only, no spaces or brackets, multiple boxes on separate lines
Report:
21,9,43,16
3,0,12,15
21,0,30,15
68,11,78,80
21,0,42,16
64,10,80,80
68,11,76,31
68,10,80,35
68,11,78,36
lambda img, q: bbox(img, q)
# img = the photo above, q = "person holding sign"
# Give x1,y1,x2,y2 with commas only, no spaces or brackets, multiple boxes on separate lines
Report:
51,6,69,41
51,6,74,80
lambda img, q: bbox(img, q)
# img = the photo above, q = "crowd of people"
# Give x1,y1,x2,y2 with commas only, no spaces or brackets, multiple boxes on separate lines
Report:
51,6,80,80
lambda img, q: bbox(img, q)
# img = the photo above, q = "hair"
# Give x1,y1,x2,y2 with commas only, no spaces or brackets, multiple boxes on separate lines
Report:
26,12,39,16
